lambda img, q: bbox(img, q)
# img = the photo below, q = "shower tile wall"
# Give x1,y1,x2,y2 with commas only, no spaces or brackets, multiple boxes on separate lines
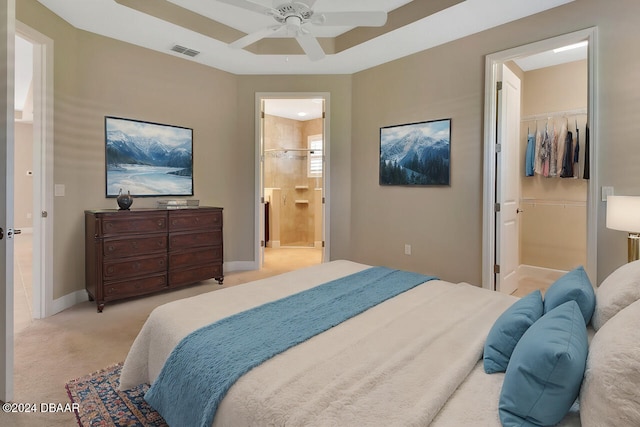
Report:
265,114,322,247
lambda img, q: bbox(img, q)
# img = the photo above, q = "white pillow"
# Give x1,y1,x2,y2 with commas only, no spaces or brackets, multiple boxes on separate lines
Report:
580,298,640,426
592,259,640,330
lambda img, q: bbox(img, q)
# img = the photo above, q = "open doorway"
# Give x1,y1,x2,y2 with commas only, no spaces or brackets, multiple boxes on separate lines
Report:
13,33,34,333
14,21,54,321
483,28,598,294
256,94,329,271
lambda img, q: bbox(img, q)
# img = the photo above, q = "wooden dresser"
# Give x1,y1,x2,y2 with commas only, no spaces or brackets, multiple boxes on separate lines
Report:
85,207,223,312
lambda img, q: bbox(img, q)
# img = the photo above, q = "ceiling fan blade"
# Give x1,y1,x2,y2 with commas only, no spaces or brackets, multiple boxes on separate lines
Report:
311,11,387,27
296,33,325,61
217,0,276,16
230,25,283,49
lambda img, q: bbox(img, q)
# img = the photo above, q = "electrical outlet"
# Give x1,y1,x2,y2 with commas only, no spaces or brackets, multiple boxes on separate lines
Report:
404,244,412,255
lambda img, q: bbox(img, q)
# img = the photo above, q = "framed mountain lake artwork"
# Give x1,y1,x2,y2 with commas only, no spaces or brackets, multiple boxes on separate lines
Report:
379,119,451,186
105,116,194,197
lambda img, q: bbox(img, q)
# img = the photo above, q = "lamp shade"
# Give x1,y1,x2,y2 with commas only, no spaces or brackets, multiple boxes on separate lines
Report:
607,196,640,232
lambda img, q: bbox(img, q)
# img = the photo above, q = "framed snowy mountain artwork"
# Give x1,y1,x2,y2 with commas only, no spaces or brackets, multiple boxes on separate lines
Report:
379,119,451,186
105,116,194,197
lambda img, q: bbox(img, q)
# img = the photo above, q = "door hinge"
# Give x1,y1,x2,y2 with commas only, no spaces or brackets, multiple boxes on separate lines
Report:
497,81,503,91
494,203,501,212
261,240,265,247
495,143,502,153
322,197,325,204
260,196,264,204
42,211,48,218
261,111,265,119
494,264,500,274
322,241,325,248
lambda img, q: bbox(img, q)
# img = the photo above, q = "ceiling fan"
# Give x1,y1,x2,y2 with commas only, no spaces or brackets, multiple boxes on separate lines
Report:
218,0,388,61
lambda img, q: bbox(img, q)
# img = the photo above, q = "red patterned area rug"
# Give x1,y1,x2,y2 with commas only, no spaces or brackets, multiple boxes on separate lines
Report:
65,363,168,427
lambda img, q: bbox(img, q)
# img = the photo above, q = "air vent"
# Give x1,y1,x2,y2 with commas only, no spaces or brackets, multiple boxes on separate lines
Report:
171,45,200,57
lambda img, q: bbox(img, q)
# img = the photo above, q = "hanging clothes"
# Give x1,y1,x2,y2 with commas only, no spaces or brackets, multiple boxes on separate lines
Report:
561,129,574,178
549,121,558,177
556,119,568,175
583,124,590,179
534,125,543,175
540,123,551,177
573,121,580,178
525,132,535,176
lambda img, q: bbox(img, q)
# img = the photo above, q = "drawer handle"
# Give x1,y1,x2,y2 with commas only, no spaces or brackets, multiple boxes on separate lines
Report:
107,267,114,274
132,241,138,248
107,245,114,252
133,262,141,270
158,220,164,227
108,287,115,294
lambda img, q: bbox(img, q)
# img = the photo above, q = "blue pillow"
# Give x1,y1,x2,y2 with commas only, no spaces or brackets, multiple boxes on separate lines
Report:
544,266,595,324
499,300,588,427
483,290,543,374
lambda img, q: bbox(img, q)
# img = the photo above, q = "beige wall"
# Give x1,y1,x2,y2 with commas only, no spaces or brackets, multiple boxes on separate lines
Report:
519,60,588,270
15,0,640,303
350,0,640,285
14,122,33,230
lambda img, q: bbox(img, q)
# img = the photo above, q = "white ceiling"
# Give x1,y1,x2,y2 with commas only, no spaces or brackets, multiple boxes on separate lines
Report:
35,0,576,75
18,0,586,121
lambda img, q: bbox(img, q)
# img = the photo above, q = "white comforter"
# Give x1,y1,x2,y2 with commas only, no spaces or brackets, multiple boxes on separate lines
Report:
120,260,520,426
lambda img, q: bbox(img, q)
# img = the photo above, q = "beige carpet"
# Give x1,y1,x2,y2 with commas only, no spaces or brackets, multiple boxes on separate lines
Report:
1,247,321,427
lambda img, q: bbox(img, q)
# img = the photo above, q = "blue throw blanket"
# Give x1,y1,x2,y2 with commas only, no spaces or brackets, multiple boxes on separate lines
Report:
145,266,435,427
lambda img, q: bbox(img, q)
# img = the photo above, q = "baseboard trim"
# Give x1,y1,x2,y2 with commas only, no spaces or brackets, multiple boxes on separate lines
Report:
50,289,88,316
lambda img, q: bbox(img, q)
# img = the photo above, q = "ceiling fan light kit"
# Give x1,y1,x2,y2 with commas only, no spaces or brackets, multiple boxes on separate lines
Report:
219,0,388,61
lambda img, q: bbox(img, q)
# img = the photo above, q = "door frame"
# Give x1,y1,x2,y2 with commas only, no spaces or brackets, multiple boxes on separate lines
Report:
1,0,15,402
15,20,54,319
482,27,599,290
254,92,330,268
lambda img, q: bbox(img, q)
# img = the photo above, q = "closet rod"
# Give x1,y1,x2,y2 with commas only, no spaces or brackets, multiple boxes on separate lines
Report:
521,108,587,122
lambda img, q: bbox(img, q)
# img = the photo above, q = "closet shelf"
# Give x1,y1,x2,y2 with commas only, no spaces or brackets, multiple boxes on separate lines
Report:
295,200,309,204
295,185,309,190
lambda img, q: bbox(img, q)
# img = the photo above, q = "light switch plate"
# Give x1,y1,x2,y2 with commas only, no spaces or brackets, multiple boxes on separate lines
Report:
602,186,614,202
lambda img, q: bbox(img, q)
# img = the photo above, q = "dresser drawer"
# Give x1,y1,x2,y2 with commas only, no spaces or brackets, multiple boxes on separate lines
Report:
101,213,167,236
169,210,222,232
169,264,222,287
169,230,222,250
169,247,222,270
103,274,168,300
103,255,167,279
103,235,167,258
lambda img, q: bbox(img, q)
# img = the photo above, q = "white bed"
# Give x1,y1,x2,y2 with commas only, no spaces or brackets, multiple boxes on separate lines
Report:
119,259,640,427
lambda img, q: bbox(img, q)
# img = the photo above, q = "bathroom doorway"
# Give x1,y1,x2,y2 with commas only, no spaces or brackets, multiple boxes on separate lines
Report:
256,94,328,270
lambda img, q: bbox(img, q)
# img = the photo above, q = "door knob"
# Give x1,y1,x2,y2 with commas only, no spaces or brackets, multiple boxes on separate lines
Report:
516,208,524,214
7,228,21,239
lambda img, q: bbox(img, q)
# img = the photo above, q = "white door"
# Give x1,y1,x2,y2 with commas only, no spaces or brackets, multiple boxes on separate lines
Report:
1,0,16,402
495,64,521,294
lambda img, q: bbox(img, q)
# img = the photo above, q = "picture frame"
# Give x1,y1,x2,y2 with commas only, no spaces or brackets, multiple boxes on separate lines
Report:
105,116,194,197
379,118,451,186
